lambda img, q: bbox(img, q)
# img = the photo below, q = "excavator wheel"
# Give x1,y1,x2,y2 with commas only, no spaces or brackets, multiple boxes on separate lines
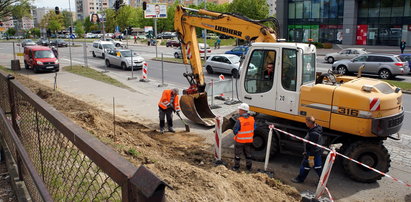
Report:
342,141,390,183
251,121,279,161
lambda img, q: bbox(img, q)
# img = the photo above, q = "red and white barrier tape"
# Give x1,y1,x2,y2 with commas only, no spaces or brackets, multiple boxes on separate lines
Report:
325,187,334,202
271,125,411,188
214,116,223,161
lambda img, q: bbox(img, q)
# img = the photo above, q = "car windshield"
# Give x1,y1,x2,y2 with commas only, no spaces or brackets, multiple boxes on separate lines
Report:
120,51,138,57
228,56,240,63
35,50,55,58
25,39,33,42
103,44,115,49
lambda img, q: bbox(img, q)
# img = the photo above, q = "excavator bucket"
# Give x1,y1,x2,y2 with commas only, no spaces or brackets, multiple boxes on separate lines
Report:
180,93,216,126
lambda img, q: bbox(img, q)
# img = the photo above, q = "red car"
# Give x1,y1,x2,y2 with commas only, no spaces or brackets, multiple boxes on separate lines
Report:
24,46,59,73
166,40,180,47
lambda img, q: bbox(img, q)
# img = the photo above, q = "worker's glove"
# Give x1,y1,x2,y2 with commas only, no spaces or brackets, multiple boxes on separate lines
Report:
308,156,315,167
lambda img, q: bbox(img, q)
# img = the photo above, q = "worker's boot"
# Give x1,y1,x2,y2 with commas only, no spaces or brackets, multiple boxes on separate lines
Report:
168,127,175,133
159,120,165,133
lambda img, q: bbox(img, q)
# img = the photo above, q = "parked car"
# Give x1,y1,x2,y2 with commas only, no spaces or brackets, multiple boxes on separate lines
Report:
156,32,174,39
91,41,116,58
225,46,249,57
37,38,50,46
85,33,96,38
50,39,68,47
166,40,180,47
205,54,241,78
105,49,145,70
103,38,124,47
219,34,233,39
206,33,219,39
332,54,409,79
21,39,36,47
399,54,411,72
325,48,367,63
173,43,211,59
136,34,147,40
24,46,59,73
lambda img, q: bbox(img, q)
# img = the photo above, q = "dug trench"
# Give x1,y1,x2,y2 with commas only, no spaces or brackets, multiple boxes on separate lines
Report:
13,74,301,201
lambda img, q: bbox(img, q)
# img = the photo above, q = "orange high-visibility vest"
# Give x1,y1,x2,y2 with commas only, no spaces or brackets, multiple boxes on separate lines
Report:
158,89,180,111
234,116,255,143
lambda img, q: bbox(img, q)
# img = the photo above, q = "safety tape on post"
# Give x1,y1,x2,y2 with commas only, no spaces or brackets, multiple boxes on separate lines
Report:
270,125,411,188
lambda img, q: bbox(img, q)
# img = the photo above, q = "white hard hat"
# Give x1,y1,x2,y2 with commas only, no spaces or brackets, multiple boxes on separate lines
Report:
238,103,249,112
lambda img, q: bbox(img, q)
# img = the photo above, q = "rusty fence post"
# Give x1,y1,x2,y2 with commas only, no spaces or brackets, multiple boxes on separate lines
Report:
6,75,23,180
124,166,168,202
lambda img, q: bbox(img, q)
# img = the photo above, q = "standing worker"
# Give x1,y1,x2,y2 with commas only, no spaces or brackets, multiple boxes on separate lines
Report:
400,40,406,54
232,103,255,171
292,116,323,183
158,88,181,133
134,35,137,44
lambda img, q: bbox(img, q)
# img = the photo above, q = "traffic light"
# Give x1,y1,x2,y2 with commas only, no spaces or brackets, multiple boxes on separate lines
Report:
55,6,60,15
142,2,147,10
0,21,3,27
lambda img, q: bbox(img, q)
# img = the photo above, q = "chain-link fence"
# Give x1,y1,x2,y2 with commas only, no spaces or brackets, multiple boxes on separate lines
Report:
0,71,167,201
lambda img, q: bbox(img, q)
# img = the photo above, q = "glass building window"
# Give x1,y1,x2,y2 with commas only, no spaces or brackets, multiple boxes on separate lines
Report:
368,0,381,17
289,3,296,19
304,1,312,18
296,2,303,19
405,0,411,16
321,0,330,18
392,0,405,17
380,0,392,17
329,0,338,18
312,1,320,18
359,0,369,17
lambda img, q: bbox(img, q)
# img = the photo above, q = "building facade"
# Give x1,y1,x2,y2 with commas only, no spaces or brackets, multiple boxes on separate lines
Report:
277,0,411,46
76,0,109,20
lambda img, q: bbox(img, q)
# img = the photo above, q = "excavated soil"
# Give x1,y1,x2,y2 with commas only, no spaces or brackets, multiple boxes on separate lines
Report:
14,74,301,202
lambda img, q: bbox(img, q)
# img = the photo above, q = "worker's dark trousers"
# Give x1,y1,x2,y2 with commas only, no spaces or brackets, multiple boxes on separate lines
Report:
296,152,322,182
234,142,252,169
159,107,173,129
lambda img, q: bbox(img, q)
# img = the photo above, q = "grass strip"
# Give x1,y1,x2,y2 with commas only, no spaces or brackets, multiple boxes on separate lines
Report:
385,80,411,91
0,65,13,73
63,65,130,89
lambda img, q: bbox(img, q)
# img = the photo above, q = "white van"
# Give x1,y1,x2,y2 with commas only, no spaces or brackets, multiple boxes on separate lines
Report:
91,41,116,58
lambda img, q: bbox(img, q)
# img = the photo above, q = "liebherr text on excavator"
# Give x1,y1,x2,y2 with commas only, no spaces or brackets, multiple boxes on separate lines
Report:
174,5,404,183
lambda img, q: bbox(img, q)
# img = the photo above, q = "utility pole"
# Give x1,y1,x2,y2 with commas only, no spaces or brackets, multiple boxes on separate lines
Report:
203,0,207,63
100,0,106,40
67,2,74,68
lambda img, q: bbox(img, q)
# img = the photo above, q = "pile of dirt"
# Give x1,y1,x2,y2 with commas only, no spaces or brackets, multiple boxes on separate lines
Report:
14,74,301,201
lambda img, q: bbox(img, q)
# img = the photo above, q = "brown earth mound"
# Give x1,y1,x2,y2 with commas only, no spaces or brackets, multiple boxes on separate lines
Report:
13,74,301,202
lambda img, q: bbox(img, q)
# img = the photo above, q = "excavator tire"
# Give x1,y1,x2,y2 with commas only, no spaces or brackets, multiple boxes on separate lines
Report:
342,141,390,183
251,121,279,161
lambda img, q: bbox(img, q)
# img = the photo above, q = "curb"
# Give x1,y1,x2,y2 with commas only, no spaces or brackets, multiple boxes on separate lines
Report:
402,90,411,94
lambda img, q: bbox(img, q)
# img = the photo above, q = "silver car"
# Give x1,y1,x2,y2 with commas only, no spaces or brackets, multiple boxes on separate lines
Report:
105,49,145,70
205,54,241,78
325,48,367,63
21,39,36,47
332,54,409,79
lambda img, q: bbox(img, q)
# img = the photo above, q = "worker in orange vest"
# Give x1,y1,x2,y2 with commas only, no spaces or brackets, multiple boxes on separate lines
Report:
232,103,256,171
158,88,180,133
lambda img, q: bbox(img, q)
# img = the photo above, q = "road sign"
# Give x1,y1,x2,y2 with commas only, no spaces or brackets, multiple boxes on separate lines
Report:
70,34,76,39
16,53,24,56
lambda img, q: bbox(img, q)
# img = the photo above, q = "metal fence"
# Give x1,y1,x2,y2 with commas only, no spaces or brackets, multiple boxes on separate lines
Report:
0,70,167,201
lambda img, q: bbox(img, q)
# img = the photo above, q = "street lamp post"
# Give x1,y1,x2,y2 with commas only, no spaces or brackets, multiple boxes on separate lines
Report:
68,0,74,68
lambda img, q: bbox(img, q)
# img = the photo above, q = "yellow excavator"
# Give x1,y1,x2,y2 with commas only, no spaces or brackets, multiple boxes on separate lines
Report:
174,6,404,183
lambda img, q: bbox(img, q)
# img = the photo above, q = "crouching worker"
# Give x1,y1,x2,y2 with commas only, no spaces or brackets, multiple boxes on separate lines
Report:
232,103,256,171
292,116,323,183
158,88,180,133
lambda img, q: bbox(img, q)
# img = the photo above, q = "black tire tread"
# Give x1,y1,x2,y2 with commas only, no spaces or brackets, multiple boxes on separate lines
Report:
342,141,390,183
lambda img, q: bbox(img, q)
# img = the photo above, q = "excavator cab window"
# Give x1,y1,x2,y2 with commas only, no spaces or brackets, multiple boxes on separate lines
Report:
302,53,316,84
281,49,297,91
244,50,276,93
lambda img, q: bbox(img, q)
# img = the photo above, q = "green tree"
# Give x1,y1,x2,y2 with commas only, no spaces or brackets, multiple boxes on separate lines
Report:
116,5,139,31
40,11,64,32
0,0,31,20
61,10,73,28
6,27,16,36
228,0,269,20
74,20,84,37
104,8,117,33
83,16,99,33
29,27,40,38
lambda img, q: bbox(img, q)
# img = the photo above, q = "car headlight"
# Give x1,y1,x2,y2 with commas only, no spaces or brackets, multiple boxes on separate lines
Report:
37,61,43,65
55,59,59,64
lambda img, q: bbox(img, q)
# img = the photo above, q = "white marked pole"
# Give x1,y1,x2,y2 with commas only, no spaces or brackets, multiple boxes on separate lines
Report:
264,125,274,171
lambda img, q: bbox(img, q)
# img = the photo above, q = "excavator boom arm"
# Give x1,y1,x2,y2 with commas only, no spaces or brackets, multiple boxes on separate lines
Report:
173,5,279,126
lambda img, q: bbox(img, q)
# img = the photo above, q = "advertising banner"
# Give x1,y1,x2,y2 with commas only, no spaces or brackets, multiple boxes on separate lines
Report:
144,3,167,18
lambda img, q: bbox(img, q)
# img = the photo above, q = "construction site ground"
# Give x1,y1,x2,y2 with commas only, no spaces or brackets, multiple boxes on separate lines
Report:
1,66,411,201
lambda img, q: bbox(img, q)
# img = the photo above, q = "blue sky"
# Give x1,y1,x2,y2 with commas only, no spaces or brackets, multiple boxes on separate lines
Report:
33,0,75,10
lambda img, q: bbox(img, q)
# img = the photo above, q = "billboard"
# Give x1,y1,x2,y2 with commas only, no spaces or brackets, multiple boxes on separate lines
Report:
144,3,167,18
90,14,103,23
